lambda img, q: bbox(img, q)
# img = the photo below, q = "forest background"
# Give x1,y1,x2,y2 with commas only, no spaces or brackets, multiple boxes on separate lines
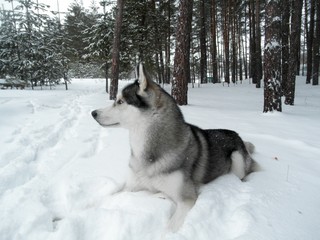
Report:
0,0,319,112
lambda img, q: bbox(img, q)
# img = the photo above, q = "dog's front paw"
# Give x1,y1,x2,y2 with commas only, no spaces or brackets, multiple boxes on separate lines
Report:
167,216,183,233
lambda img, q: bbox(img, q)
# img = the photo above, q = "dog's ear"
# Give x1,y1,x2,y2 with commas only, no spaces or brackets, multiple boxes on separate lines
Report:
136,63,149,91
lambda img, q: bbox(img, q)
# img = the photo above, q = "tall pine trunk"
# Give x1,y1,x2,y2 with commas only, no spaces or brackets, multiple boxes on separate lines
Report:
249,0,256,84
199,0,207,84
255,0,262,88
210,0,218,83
238,18,243,83
172,0,193,105
312,0,320,85
263,0,282,113
281,0,290,94
105,61,109,93
244,4,249,80
110,0,124,100
306,0,315,84
164,0,171,84
231,3,237,84
152,0,164,84
285,0,303,105
222,0,230,86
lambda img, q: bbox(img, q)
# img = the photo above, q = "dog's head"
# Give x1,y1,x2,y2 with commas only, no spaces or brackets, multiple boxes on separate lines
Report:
91,63,161,129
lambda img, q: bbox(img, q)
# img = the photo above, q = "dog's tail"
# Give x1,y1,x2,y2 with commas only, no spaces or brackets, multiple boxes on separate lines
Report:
244,141,261,173
244,141,255,154
231,141,260,180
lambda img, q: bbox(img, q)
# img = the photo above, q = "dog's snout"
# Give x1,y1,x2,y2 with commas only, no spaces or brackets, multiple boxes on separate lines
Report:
91,110,98,118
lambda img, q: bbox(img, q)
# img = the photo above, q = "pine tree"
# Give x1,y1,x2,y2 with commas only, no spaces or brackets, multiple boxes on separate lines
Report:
110,0,124,100
45,18,72,90
248,0,262,87
64,2,88,62
210,0,218,83
263,0,282,113
285,0,303,104
281,0,290,93
0,0,58,88
199,0,207,84
312,0,320,85
0,0,72,89
64,1,98,78
83,8,113,92
172,0,193,105
254,0,262,88
306,0,315,84
0,9,17,78
221,0,231,86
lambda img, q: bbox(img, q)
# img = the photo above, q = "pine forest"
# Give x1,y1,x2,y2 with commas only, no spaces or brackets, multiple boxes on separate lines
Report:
0,0,320,112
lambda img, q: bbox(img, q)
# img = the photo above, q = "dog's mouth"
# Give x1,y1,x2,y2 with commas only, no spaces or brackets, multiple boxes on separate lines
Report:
99,122,120,127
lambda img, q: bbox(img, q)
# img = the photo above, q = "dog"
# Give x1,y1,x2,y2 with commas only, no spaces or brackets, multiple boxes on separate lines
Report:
91,63,257,232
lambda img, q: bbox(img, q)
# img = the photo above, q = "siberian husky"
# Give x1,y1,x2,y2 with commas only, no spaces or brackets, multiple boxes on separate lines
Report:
91,63,257,232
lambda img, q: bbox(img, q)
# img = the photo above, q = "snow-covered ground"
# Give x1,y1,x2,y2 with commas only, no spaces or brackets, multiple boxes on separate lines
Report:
0,77,319,240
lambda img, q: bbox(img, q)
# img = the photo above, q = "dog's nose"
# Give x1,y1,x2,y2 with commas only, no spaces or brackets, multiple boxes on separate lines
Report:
91,110,98,118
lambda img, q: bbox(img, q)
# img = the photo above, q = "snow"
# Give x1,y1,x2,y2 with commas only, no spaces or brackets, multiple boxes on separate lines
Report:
1,77,320,240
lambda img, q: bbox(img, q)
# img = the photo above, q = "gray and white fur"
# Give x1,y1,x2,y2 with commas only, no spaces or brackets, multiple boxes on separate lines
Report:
91,63,257,232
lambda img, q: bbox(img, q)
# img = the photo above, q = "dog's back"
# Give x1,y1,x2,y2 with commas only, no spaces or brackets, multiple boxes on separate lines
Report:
181,126,255,185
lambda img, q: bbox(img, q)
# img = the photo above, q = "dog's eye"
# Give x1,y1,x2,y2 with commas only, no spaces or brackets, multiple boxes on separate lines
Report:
117,99,124,105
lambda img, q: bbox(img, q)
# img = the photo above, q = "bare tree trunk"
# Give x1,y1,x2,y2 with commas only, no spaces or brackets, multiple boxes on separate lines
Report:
210,0,218,83
281,0,290,95
172,0,194,105
306,0,315,84
231,2,237,84
199,0,207,84
238,14,243,83
285,0,303,105
312,0,320,85
222,0,230,86
244,3,248,80
110,0,124,100
164,0,171,84
302,0,308,76
105,61,109,93
255,0,262,88
249,0,256,84
151,0,163,84
263,0,282,113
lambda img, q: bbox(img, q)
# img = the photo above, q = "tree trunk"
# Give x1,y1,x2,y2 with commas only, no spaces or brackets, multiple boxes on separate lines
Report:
210,0,218,83
164,0,171,84
199,0,207,84
285,0,303,105
105,61,109,93
306,0,315,84
263,0,282,113
255,0,262,88
231,2,237,84
172,0,194,105
222,0,230,86
238,13,243,83
312,0,320,85
151,0,163,84
249,0,257,84
244,4,248,80
302,0,308,76
281,0,290,94
110,0,124,100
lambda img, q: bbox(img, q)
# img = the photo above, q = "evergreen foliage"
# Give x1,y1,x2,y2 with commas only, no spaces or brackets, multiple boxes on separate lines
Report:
0,0,71,88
